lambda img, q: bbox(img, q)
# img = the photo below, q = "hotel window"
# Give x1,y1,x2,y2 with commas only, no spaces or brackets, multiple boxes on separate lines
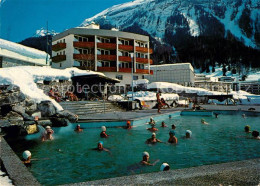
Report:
63,39,65,43
98,49,110,55
116,75,123,80
60,63,62,68
133,76,138,80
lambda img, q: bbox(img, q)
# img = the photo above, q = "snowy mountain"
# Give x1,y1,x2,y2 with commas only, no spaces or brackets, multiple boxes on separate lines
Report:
81,0,260,49
34,28,58,37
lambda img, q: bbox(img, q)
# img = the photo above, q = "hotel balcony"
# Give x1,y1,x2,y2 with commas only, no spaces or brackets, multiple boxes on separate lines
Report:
73,42,95,48
135,69,150,74
97,55,117,61
119,68,132,73
118,56,132,62
118,45,134,52
135,46,153,54
52,55,66,62
136,58,153,64
97,66,117,72
52,43,66,51
73,54,95,61
97,43,116,50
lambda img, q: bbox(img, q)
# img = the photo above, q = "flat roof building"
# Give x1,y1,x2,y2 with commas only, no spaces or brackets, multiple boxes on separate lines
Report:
144,63,195,86
0,38,50,68
51,24,153,85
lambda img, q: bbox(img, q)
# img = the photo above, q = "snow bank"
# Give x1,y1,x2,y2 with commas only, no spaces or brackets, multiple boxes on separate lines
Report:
133,79,149,86
147,82,222,96
0,170,13,186
127,91,179,101
0,38,49,60
0,66,106,110
108,95,125,101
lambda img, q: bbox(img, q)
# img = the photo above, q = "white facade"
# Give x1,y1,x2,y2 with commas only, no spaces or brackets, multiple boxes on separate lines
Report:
0,38,50,68
102,72,143,86
145,63,195,86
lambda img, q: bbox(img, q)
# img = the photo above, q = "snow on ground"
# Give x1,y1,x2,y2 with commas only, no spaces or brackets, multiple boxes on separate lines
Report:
0,66,106,110
133,79,149,86
127,91,179,101
0,170,13,186
108,95,125,101
147,82,222,96
0,38,49,60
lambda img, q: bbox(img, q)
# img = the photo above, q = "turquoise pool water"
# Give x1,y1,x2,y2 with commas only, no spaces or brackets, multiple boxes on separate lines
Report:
8,114,260,185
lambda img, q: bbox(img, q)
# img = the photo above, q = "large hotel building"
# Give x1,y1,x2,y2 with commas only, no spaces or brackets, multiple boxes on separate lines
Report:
51,24,153,85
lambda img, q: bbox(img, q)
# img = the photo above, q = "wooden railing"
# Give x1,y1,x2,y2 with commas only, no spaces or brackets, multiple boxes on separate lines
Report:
119,68,132,73
97,67,117,72
118,45,134,51
97,43,116,50
52,55,66,62
135,69,149,74
52,43,66,51
73,42,95,48
119,56,132,62
73,54,95,60
97,55,117,61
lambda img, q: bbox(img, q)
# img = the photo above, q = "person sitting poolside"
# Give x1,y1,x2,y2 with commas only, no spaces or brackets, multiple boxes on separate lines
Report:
22,150,32,166
161,121,167,128
168,130,178,144
149,117,155,125
147,124,159,132
146,133,163,144
41,126,54,141
185,130,192,138
244,125,251,133
171,124,176,130
74,124,83,132
201,119,209,125
100,126,109,138
252,130,260,140
92,141,110,153
160,163,170,171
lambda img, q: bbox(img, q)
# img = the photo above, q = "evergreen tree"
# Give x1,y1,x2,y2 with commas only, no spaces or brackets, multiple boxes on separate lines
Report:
212,66,215,73
231,68,237,74
222,66,227,76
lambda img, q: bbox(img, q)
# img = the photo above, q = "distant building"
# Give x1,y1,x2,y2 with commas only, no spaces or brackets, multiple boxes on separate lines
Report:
0,38,50,68
218,76,235,82
51,24,153,85
240,81,260,95
195,74,232,93
144,63,195,86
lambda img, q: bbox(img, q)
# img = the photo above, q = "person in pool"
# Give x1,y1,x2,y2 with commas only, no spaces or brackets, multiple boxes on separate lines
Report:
100,126,109,138
171,124,176,130
214,113,219,118
146,133,163,144
22,150,32,166
125,121,132,129
74,124,83,132
149,117,155,125
201,119,209,125
140,152,158,166
41,126,54,141
160,163,170,171
242,114,246,118
244,125,251,133
252,130,260,140
161,121,167,127
93,141,110,152
168,130,178,144
185,130,192,138
147,124,159,132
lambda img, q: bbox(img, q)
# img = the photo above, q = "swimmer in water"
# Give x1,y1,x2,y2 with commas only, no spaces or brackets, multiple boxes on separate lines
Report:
100,126,109,138
169,115,172,119
201,119,209,125
160,163,170,171
161,121,167,127
214,113,219,118
171,124,176,130
93,141,110,152
74,124,83,132
147,124,159,132
22,150,32,166
41,126,54,141
149,117,155,125
244,125,251,133
185,130,192,138
252,130,260,140
242,114,246,119
140,152,158,166
125,121,132,129
168,130,178,144
146,133,163,144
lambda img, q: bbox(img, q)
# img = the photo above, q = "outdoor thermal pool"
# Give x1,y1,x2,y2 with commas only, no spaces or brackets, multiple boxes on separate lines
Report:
5,113,260,185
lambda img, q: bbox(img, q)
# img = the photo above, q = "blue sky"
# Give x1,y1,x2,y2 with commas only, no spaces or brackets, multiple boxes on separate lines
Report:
0,0,130,42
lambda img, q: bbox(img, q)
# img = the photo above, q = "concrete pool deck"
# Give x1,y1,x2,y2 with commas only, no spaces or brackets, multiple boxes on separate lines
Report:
78,108,184,122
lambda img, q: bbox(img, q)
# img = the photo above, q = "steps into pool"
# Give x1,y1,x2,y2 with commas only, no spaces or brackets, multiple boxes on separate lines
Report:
181,110,213,116
59,101,125,120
